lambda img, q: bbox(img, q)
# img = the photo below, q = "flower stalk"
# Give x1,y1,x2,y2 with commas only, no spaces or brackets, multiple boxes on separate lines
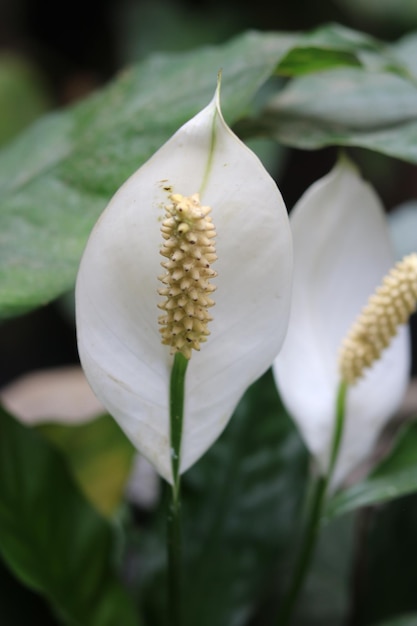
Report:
276,380,348,626
168,352,188,626
169,352,189,497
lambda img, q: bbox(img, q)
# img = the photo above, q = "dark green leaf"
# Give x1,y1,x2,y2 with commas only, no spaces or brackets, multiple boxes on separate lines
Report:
0,556,58,625
277,47,361,76
136,370,309,626
0,31,295,320
277,23,411,78
0,54,50,146
325,420,417,521
37,415,135,517
0,405,140,626
290,515,354,626
2,25,415,320
353,494,417,625
297,23,388,53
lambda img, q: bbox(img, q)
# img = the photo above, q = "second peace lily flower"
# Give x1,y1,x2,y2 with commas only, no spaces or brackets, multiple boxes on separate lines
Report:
273,157,412,489
76,82,293,483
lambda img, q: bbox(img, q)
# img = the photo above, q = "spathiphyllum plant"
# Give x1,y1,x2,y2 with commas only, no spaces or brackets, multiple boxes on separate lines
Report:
75,78,292,623
7,23,417,626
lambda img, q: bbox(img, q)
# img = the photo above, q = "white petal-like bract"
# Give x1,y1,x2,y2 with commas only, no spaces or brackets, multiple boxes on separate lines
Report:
76,85,292,483
273,157,410,488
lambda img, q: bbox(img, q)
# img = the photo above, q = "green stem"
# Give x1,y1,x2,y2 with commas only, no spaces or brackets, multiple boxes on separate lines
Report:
168,492,182,626
276,475,327,626
328,380,348,483
170,352,188,495
276,379,348,626
167,352,188,626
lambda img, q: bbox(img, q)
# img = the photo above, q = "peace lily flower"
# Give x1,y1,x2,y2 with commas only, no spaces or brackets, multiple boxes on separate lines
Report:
76,82,292,484
273,156,413,489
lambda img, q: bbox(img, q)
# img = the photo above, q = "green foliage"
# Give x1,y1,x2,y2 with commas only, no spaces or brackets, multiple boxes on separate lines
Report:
322,423,417,623
38,415,135,517
1,20,417,626
248,66,417,162
2,24,417,320
0,406,140,626
0,557,57,624
0,30,294,320
0,54,50,146
136,371,308,626
291,515,354,626
353,494,417,625
325,421,417,521
236,25,417,162
277,47,361,76
275,23,400,76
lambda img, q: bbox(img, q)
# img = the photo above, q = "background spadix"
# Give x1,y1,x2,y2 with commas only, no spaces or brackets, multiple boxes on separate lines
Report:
76,83,292,483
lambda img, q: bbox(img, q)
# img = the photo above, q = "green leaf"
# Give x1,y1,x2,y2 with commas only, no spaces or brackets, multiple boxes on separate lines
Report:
238,65,417,164
353,494,417,624
296,22,389,53
0,556,57,625
275,23,411,78
268,68,417,129
277,47,361,76
136,370,309,626
392,32,417,81
0,405,140,626
290,515,354,626
325,420,417,521
37,415,135,517
0,30,295,320
0,54,50,146
2,24,414,320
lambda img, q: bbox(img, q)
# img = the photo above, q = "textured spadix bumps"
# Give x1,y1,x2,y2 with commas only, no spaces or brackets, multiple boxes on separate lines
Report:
158,193,217,359
273,157,410,488
76,85,292,483
339,253,417,384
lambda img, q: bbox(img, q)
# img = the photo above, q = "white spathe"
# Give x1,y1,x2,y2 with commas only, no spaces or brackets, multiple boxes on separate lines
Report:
76,84,292,483
273,157,410,488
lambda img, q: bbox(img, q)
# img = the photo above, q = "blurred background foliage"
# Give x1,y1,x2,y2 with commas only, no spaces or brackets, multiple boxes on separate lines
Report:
1,0,417,387
1,1,417,625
